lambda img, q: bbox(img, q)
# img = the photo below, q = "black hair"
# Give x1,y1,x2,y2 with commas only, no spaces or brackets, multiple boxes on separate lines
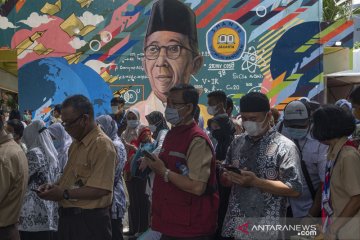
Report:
54,104,62,113
349,85,360,105
311,105,355,141
111,97,125,106
207,90,227,108
169,84,199,116
6,119,24,138
9,109,21,121
226,97,234,113
62,95,94,119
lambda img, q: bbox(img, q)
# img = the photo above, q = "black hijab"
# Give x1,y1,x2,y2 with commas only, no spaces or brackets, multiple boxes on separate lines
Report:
208,114,235,161
145,111,169,140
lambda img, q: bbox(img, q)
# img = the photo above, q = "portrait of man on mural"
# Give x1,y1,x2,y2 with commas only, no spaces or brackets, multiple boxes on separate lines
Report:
133,0,203,123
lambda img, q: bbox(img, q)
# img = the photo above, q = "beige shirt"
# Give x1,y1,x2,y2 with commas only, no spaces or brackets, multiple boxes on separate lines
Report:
328,137,360,239
186,137,213,183
58,127,116,209
0,134,28,227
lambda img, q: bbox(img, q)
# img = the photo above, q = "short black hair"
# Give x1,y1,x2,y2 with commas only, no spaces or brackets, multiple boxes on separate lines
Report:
169,84,199,116
226,97,234,112
9,109,21,121
6,119,24,138
207,90,227,108
312,105,355,141
62,95,94,118
349,85,360,105
111,97,125,106
54,104,62,113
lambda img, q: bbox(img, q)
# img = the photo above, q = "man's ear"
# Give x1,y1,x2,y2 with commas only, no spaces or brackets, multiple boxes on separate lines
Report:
142,58,148,76
191,55,204,75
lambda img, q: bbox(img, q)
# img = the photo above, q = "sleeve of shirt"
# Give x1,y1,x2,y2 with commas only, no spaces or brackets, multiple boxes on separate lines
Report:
342,148,360,197
317,143,328,182
186,137,213,183
279,142,303,194
86,138,116,192
0,163,11,204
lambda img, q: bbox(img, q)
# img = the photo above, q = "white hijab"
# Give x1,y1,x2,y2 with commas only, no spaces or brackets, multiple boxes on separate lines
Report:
122,108,142,143
48,123,72,171
23,120,59,172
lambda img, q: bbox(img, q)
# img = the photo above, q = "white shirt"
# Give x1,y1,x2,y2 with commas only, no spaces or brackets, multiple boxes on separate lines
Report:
289,133,328,217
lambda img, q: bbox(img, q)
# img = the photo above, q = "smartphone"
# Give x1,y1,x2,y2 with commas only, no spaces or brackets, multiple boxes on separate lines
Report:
225,165,241,174
142,150,156,162
31,188,41,193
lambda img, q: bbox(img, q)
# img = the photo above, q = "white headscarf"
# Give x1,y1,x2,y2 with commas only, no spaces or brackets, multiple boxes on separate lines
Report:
122,108,142,143
96,115,118,141
48,123,72,171
23,120,59,171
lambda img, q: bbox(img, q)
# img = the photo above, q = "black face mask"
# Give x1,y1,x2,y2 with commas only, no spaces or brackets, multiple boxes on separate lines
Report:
212,129,225,140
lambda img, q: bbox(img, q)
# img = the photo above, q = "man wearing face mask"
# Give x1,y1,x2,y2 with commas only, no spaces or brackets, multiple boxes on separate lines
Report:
144,84,218,239
110,97,126,136
221,92,303,239
283,100,328,219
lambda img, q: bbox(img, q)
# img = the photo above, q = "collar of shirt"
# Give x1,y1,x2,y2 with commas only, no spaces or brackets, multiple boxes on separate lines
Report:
79,126,102,147
327,137,348,161
0,133,14,145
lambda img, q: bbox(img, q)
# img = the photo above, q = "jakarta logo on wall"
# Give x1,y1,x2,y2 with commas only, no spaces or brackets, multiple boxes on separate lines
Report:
206,19,246,62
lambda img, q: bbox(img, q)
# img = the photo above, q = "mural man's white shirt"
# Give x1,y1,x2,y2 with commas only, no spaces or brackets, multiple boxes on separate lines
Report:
132,91,166,125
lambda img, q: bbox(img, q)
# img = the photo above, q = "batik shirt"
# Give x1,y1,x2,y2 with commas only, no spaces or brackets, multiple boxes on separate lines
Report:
112,138,127,220
222,129,303,239
19,147,59,231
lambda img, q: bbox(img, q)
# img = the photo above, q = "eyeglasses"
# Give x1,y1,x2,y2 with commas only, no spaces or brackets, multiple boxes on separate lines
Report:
144,44,195,60
61,115,83,128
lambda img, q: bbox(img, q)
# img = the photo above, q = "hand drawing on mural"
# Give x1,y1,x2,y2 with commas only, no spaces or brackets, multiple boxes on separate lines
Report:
132,0,203,124
241,46,266,74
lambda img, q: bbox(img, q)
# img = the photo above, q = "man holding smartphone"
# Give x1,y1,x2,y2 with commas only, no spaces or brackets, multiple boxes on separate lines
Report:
143,84,218,240
220,92,303,239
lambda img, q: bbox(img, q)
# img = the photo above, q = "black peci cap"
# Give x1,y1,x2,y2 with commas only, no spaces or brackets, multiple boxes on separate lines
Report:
146,0,198,48
240,92,270,113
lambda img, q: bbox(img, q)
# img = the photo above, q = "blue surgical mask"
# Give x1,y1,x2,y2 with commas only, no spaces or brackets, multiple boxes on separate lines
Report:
149,124,157,133
127,120,139,129
286,127,308,140
165,107,183,126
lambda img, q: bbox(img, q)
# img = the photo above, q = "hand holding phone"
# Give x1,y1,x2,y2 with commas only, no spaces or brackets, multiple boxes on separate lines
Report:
142,150,156,162
224,165,241,174
31,188,41,194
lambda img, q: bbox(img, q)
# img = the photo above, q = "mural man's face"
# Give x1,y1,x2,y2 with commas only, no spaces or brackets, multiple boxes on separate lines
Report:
143,31,203,103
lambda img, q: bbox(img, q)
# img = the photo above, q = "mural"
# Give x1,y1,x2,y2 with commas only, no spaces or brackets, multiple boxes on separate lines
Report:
0,0,354,123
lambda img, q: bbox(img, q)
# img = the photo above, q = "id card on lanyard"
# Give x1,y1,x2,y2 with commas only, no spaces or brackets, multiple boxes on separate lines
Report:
322,148,342,232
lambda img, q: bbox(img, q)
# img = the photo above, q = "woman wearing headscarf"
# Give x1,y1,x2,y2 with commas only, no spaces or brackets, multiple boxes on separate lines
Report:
127,126,153,237
19,120,59,240
48,123,72,172
145,111,169,155
96,115,127,240
208,114,236,240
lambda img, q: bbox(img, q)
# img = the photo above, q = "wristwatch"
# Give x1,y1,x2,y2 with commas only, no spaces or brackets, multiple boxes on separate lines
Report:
164,169,170,183
63,189,70,200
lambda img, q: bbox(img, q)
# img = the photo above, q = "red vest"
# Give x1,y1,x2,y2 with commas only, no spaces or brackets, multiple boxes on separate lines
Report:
152,121,219,237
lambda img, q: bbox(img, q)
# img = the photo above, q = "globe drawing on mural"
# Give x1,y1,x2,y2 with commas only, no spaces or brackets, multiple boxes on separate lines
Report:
19,57,112,123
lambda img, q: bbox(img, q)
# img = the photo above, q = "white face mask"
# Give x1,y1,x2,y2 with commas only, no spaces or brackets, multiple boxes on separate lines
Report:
127,120,139,128
242,114,268,137
111,106,118,114
149,124,157,133
207,105,218,116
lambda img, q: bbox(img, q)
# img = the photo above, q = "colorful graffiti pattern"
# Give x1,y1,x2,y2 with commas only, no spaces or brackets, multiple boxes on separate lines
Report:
0,0,354,120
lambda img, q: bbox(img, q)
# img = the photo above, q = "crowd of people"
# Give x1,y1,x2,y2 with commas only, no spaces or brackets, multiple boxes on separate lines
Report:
1,0,360,239
1,85,360,240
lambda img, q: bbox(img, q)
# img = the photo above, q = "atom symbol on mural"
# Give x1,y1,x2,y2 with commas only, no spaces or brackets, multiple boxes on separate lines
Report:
241,46,266,73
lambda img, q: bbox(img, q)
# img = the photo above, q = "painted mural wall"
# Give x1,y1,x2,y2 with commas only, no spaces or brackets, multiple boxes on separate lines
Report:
0,0,354,123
